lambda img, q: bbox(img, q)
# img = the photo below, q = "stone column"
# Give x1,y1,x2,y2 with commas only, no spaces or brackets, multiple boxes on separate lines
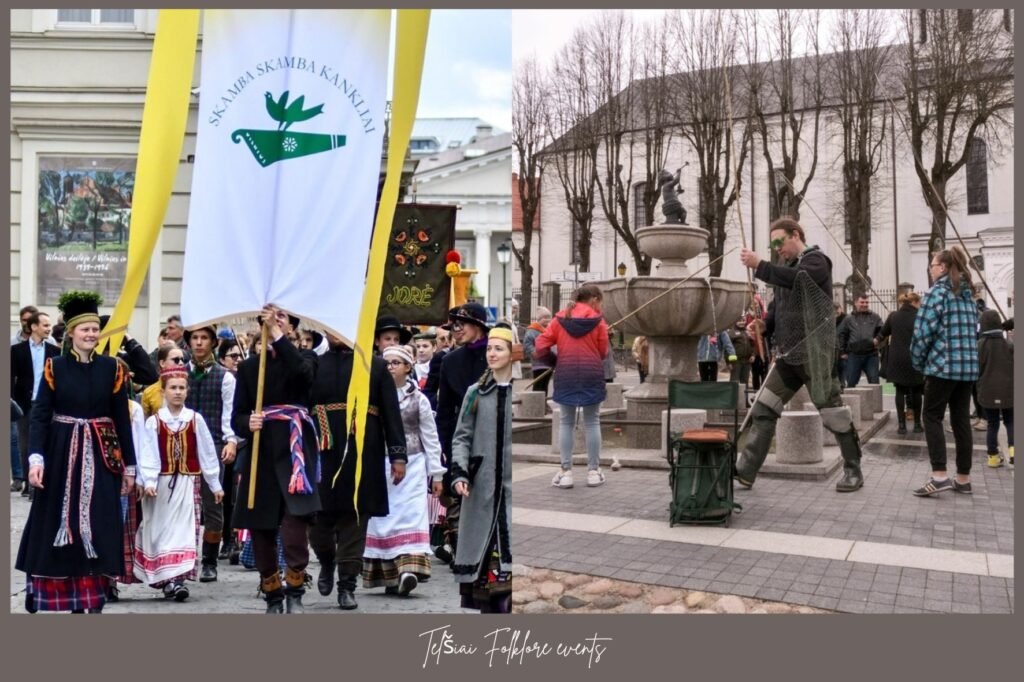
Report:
474,228,492,306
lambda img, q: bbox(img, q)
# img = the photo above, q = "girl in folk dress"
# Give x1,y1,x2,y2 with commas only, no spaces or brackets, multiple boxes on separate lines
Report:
451,327,515,614
362,345,445,596
133,367,223,601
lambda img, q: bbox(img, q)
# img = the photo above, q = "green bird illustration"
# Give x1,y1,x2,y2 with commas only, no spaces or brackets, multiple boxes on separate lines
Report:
264,90,326,132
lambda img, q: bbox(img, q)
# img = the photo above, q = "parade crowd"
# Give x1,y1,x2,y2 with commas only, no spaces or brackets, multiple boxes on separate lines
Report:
11,295,513,614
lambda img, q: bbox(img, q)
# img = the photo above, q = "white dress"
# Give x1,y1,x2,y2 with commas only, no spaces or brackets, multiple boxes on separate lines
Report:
363,381,445,561
133,407,222,586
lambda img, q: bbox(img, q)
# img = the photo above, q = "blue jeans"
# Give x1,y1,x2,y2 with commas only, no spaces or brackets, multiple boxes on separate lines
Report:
985,408,1014,454
10,425,23,481
846,353,880,387
558,403,602,471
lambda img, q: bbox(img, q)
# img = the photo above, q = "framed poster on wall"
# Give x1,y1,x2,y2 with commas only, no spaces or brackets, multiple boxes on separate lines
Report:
36,156,148,306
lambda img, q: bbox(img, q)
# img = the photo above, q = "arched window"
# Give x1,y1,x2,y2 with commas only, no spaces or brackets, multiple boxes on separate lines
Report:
769,169,793,221
966,138,989,215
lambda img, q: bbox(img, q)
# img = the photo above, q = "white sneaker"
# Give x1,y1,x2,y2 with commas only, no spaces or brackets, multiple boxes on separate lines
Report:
551,469,574,488
587,469,606,487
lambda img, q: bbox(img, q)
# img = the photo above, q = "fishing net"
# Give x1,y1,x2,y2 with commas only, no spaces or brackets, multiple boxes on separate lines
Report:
774,269,836,405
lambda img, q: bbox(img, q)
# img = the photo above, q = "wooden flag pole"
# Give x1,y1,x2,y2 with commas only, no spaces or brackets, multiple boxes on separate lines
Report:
247,321,270,509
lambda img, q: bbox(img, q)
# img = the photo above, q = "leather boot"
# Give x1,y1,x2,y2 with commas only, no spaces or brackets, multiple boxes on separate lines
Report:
218,537,235,561
834,429,864,492
284,568,306,614
200,541,219,582
897,416,907,435
261,574,284,614
337,572,358,610
317,558,335,596
734,402,780,488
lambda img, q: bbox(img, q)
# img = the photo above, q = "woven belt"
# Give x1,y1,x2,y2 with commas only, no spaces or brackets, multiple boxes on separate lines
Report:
51,414,116,558
312,403,380,451
262,405,319,495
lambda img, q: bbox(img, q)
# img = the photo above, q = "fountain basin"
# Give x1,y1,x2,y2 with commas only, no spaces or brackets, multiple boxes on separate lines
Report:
595,276,748,337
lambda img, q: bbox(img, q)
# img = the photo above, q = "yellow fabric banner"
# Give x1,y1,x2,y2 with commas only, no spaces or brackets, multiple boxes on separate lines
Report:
100,10,199,355
340,9,430,513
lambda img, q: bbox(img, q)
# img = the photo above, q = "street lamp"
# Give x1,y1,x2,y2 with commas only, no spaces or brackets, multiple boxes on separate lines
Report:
617,262,627,277
496,240,511,320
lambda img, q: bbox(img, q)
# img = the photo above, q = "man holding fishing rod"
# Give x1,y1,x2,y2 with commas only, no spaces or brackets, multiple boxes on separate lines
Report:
735,217,865,493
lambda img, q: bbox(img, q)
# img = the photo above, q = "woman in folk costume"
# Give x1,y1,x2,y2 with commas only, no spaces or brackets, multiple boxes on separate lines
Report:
133,367,223,601
450,327,514,614
16,291,137,614
363,344,445,596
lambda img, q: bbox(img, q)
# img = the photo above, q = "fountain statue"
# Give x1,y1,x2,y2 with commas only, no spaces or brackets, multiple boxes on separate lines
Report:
593,169,747,447
657,167,688,225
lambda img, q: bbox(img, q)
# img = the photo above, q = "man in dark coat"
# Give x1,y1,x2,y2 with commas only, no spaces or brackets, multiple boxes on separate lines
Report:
435,303,489,558
231,305,319,614
879,294,925,434
737,218,865,493
11,311,60,495
423,308,458,409
838,294,883,387
307,332,406,610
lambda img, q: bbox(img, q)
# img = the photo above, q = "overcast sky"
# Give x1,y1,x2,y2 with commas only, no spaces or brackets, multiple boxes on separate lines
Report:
393,9,512,131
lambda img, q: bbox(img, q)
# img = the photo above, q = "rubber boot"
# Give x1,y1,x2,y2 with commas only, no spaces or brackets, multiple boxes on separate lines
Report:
834,429,864,492
261,574,284,614
200,541,219,582
734,402,780,488
337,572,358,610
284,568,306,614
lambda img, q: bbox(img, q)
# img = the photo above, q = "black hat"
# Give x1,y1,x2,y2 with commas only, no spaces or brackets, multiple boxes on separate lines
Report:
449,302,489,331
288,314,301,330
184,324,218,345
57,290,102,331
375,315,413,345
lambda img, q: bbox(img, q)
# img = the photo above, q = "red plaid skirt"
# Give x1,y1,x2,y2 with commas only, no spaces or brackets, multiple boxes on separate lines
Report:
27,575,107,612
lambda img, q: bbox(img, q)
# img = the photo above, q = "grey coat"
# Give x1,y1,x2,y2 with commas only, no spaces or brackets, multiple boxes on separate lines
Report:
450,378,513,584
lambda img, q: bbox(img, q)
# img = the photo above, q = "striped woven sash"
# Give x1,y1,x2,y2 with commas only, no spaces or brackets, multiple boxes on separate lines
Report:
262,405,319,495
51,414,117,559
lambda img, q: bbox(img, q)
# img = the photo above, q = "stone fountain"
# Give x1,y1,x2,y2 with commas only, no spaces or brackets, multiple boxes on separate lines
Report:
594,221,748,448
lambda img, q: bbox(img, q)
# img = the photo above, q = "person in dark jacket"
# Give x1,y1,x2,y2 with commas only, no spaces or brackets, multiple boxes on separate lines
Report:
435,303,489,558
736,217,864,493
307,333,405,610
879,293,925,434
834,303,847,387
522,306,553,394
535,284,610,489
838,294,883,387
977,309,1013,468
728,319,755,387
11,311,61,494
231,305,320,613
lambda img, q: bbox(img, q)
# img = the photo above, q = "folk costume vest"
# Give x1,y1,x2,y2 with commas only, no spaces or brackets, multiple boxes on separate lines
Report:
157,418,201,476
186,361,226,449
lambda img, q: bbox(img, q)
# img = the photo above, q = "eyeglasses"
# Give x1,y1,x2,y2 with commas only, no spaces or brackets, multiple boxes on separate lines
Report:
770,237,785,250
170,357,186,365
225,353,242,360
385,360,405,367
450,320,465,330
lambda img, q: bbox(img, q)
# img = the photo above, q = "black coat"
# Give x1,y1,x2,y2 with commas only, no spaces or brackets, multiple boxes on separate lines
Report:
880,303,924,387
436,340,488,459
231,337,320,529
310,347,406,517
16,354,136,578
422,348,449,410
10,340,60,414
977,310,1013,409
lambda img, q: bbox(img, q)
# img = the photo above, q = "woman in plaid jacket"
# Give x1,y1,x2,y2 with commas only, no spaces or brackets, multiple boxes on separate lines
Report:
910,246,980,497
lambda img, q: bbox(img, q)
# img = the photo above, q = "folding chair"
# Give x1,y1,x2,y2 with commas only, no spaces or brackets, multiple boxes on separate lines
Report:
666,380,742,526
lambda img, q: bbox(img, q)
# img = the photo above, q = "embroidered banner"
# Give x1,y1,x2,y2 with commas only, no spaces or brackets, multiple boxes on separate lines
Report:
377,204,456,325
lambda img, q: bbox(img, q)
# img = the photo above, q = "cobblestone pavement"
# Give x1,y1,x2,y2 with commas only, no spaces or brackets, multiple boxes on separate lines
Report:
9,496,473,614
513,396,1014,614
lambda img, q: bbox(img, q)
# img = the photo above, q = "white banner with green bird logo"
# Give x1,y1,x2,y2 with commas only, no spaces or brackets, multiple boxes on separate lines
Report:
181,9,390,340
